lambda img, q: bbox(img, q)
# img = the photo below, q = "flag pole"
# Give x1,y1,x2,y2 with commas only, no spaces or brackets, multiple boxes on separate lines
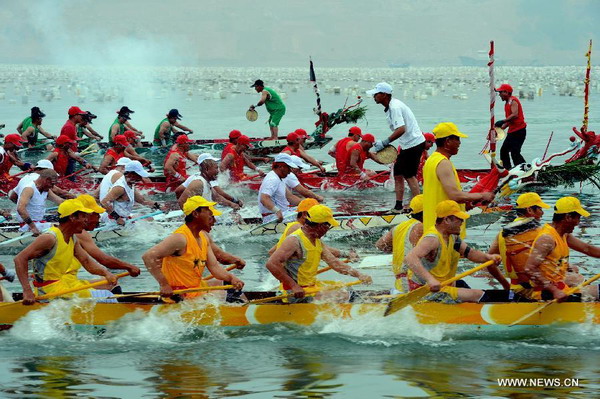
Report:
488,40,497,166
582,39,592,133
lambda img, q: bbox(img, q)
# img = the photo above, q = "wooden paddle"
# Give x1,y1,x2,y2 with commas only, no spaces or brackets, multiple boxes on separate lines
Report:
0,271,130,308
110,285,234,299
246,280,362,305
384,260,495,317
508,272,600,327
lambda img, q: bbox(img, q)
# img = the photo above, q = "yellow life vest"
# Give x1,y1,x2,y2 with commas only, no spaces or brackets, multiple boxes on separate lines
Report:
283,228,322,289
276,221,300,249
162,224,208,298
422,151,466,238
408,226,460,284
497,217,540,285
31,226,91,298
392,218,419,291
531,224,570,285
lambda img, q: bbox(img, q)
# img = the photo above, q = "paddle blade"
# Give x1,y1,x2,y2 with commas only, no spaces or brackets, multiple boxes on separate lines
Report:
384,284,430,316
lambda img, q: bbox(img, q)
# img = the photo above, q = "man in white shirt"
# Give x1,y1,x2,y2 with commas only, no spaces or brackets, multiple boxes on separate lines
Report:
285,155,324,202
368,82,425,212
258,153,302,223
8,160,73,203
16,169,63,235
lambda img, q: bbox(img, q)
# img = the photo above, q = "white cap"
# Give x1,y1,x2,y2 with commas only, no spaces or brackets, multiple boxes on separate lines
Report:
366,82,393,96
124,160,150,177
273,153,297,168
197,153,220,165
290,155,310,170
35,159,54,170
116,157,132,167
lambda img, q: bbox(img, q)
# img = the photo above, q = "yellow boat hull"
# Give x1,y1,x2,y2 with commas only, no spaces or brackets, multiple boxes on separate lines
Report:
1,301,599,329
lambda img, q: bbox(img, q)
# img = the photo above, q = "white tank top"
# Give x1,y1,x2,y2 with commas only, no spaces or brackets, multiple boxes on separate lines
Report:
111,176,135,218
182,173,212,201
16,181,48,222
99,170,120,201
14,173,39,196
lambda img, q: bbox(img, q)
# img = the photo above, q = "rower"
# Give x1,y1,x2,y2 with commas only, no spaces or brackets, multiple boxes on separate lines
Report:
14,199,119,305
98,134,128,174
281,132,325,173
220,134,264,182
176,153,243,210
143,196,244,299
0,134,31,180
60,106,87,175
8,160,74,203
117,106,144,142
74,194,141,278
329,126,363,169
20,107,56,148
108,109,130,146
266,204,372,302
342,133,385,179
97,157,131,200
488,192,549,292
100,160,162,225
524,196,600,301
268,198,357,260
16,169,63,236
46,135,95,177
222,129,270,165
258,153,302,223
153,109,193,147
123,130,154,170
164,135,199,187
404,200,502,303
423,122,495,236
0,263,16,303
416,132,435,181
375,194,424,294
285,155,324,202
77,111,103,141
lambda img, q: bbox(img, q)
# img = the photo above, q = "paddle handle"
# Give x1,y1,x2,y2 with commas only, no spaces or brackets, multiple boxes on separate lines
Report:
0,232,34,247
112,284,234,299
203,265,237,280
440,260,495,288
36,271,131,301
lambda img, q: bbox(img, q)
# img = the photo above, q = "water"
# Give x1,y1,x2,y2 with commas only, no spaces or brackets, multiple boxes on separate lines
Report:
1,65,600,397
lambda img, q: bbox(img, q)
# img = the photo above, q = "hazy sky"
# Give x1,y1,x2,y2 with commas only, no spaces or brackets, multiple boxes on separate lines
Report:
0,0,598,67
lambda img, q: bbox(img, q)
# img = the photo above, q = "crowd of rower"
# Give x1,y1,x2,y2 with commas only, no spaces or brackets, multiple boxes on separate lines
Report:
0,79,598,305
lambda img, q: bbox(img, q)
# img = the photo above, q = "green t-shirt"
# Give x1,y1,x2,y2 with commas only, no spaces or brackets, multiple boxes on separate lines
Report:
153,118,173,145
264,87,286,114
108,117,125,145
22,116,40,145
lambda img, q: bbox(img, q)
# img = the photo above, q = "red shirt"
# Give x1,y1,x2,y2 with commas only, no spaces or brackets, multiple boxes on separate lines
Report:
105,148,124,167
504,96,527,133
221,143,234,159
334,137,355,174
282,146,301,157
52,148,69,176
346,143,367,174
0,147,14,178
164,148,188,183
222,145,245,181
60,120,78,151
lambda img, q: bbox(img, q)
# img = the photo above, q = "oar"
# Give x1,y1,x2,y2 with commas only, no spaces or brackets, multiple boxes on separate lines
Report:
0,232,35,247
203,265,237,281
93,210,164,232
342,170,388,191
59,168,90,181
384,260,495,317
246,280,362,305
0,271,130,308
110,285,234,299
508,272,600,327
17,140,53,153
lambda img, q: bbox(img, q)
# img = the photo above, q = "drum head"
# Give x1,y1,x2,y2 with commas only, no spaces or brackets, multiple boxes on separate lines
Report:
376,145,398,164
246,109,258,122
494,126,506,141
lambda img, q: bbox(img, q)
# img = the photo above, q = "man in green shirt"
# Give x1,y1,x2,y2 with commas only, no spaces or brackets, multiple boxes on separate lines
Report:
153,109,194,147
18,107,55,147
249,79,286,140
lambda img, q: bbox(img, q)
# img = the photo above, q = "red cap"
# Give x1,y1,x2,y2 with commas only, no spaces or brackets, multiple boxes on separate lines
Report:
229,130,242,139
349,126,362,137
113,135,129,146
68,106,86,116
4,133,26,147
362,133,375,143
237,135,252,147
56,135,76,145
124,130,137,139
294,128,308,138
286,132,299,142
495,84,513,93
423,132,435,142
176,135,194,144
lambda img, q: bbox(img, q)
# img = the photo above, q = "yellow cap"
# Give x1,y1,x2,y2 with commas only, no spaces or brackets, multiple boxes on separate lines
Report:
409,194,424,214
516,192,550,209
306,204,339,226
554,196,590,217
76,194,106,214
436,200,470,220
58,199,95,218
183,196,222,216
297,198,319,212
432,122,468,139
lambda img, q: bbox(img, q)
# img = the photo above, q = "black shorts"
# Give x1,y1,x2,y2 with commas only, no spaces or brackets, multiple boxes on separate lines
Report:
394,141,425,178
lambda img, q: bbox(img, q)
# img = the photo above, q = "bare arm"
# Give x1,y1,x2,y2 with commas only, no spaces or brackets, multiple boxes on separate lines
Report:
16,120,24,134
375,229,393,253
405,236,442,291
47,190,65,205
178,180,204,209
99,186,125,214
219,153,234,173
77,232,140,276
98,155,114,175
142,233,187,296
298,148,324,171
266,235,304,295
173,121,193,133
292,184,323,202
164,153,181,176
208,235,245,269
14,234,55,304
348,148,363,174
321,246,371,283
524,234,565,300
437,160,492,203
37,125,55,139
567,234,600,258
74,241,116,284
255,91,270,107
158,122,170,145
285,187,302,207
